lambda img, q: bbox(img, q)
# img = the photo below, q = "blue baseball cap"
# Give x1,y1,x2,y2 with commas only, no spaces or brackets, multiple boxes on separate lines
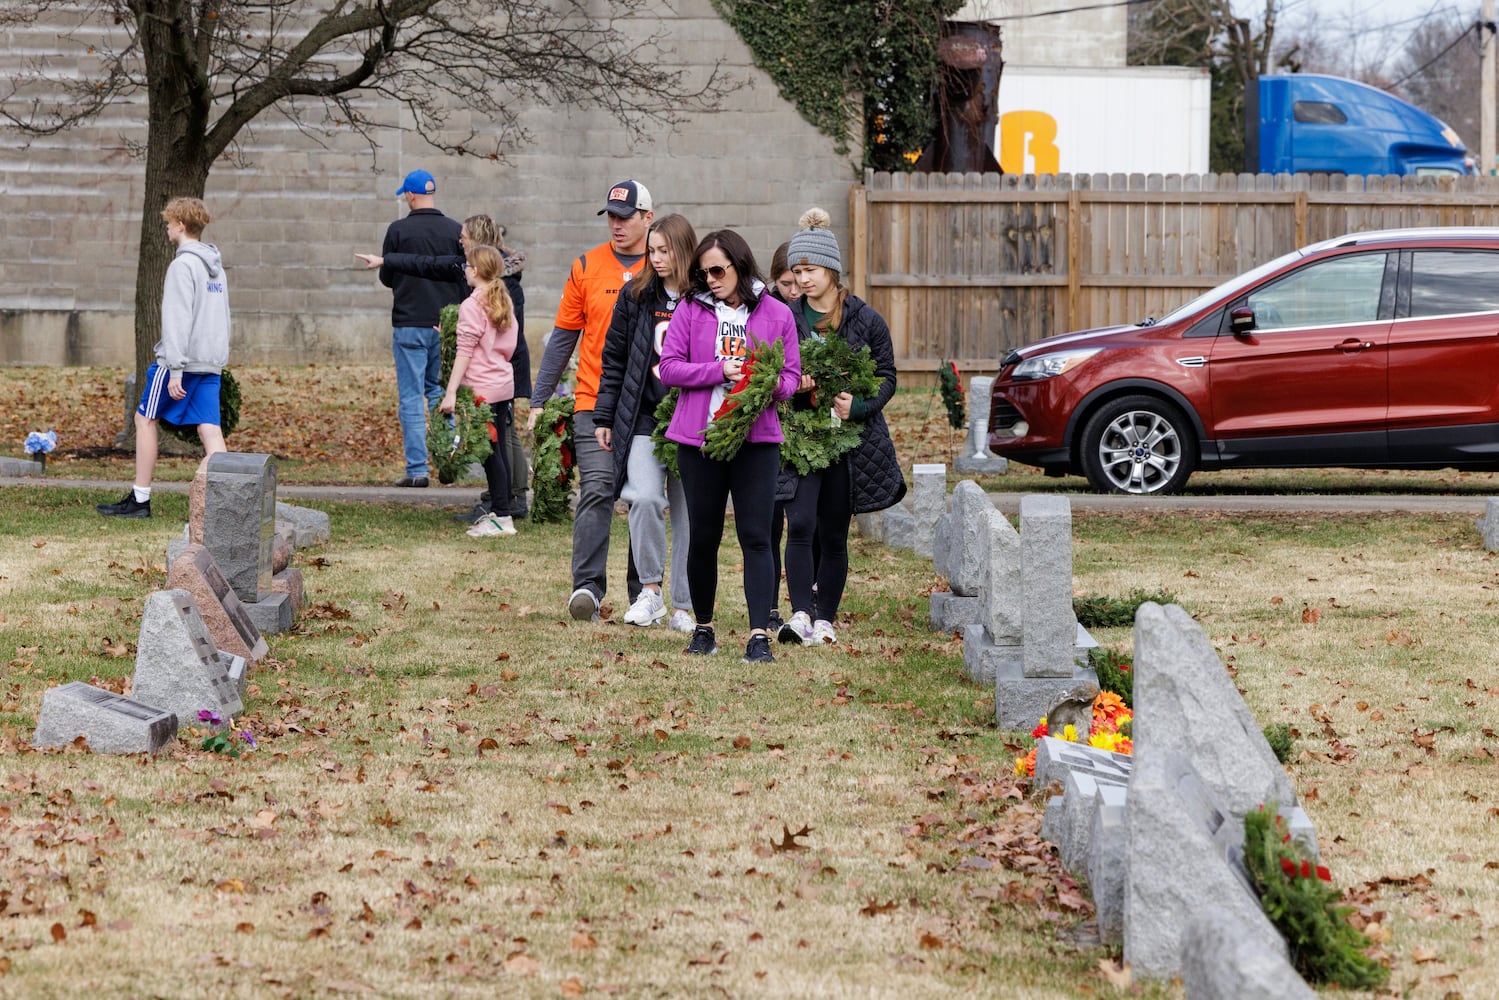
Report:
395,169,436,198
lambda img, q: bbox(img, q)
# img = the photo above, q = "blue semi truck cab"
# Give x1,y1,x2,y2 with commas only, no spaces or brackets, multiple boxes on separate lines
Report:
1252,74,1471,176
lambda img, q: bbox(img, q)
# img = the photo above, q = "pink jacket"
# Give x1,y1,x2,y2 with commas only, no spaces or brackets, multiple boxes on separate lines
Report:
457,292,516,404
658,291,801,448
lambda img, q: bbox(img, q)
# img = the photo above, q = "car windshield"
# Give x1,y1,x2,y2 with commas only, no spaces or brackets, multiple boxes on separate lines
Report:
1153,246,1310,326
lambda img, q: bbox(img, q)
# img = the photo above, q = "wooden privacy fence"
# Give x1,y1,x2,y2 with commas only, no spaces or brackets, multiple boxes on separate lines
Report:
848,171,1499,381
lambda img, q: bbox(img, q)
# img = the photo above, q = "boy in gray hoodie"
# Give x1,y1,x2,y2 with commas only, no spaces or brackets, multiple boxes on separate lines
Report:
98,197,230,518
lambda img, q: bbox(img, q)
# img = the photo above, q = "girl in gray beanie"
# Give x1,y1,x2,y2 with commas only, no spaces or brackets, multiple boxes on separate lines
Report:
776,208,907,647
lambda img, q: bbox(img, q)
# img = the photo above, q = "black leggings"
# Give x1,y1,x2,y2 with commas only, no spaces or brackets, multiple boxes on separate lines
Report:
783,457,852,621
677,442,779,631
482,401,513,517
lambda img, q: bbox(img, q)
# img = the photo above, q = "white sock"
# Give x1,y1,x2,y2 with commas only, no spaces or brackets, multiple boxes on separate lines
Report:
132,486,152,503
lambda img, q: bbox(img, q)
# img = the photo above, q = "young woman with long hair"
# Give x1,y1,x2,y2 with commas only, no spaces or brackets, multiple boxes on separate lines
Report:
440,244,518,537
593,213,699,632
657,230,801,664
777,208,905,645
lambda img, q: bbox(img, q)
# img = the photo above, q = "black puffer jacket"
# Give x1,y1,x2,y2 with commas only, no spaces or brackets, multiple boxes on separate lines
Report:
592,283,671,499
381,249,531,399
778,293,907,514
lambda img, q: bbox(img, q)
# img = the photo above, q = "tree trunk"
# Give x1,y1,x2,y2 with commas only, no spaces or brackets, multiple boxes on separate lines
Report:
122,3,213,447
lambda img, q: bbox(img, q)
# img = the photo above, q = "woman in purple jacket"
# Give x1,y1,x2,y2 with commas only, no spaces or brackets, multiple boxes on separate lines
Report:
658,230,801,664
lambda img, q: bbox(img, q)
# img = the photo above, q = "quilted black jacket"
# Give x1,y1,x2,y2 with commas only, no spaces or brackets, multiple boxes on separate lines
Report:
778,293,907,514
592,283,669,499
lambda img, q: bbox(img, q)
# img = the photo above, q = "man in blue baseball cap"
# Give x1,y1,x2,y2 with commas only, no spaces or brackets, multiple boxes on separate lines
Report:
376,169,465,486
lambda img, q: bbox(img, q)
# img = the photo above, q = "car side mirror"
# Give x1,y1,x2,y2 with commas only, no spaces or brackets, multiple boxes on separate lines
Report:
1229,306,1256,335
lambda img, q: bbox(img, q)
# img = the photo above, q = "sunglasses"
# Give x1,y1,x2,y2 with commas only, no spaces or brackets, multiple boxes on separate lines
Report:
694,264,733,281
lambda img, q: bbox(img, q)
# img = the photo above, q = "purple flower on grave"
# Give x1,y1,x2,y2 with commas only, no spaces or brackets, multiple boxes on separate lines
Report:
239,730,257,749
198,709,223,725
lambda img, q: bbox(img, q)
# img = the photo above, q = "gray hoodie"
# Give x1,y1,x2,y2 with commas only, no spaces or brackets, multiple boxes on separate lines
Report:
155,241,230,374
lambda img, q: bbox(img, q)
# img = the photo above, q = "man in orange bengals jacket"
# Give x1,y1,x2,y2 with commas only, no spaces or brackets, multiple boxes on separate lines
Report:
528,180,654,621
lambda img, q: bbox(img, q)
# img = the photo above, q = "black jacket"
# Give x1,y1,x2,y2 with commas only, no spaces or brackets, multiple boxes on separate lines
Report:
378,209,466,328
778,293,907,514
380,248,532,399
593,283,672,498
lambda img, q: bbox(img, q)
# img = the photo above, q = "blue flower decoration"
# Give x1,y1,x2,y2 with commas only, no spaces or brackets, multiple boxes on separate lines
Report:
24,430,58,455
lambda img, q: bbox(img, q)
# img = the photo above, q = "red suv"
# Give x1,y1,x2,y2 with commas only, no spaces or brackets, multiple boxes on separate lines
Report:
987,228,1499,494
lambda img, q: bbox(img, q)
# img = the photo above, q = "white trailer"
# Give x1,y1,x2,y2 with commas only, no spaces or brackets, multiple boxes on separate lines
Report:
997,66,1212,175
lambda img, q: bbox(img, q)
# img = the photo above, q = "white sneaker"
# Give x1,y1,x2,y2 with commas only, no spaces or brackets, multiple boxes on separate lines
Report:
466,514,517,538
668,608,695,633
812,619,837,644
624,589,667,627
778,611,815,646
568,587,599,622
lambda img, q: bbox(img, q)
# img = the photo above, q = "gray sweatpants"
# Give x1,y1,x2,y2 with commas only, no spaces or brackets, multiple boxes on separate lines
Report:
570,409,615,601
621,433,691,612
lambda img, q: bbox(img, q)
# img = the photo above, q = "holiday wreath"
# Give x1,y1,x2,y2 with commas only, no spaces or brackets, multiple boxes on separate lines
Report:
426,387,493,486
938,359,965,429
779,334,880,476
651,388,681,480
701,337,785,462
531,395,576,524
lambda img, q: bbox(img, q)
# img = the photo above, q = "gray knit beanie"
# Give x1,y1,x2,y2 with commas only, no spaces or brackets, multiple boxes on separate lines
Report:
788,207,841,273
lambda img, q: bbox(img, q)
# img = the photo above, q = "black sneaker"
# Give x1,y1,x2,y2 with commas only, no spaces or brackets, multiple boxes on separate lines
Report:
767,608,785,634
742,633,774,664
452,499,492,524
97,492,151,519
684,625,717,655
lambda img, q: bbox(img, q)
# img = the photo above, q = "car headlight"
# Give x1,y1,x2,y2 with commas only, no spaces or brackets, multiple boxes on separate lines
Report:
1010,348,1100,380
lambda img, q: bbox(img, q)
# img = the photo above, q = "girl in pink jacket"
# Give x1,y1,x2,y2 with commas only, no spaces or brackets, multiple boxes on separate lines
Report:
441,245,518,538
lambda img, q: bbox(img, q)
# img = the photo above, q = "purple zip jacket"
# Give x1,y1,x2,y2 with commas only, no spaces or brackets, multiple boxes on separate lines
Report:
658,289,801,449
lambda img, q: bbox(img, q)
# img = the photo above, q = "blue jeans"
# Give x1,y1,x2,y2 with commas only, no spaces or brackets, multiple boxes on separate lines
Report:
392,326,442,477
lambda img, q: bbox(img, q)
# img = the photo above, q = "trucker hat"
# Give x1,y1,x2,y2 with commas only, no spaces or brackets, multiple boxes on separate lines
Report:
395,169,436,198
598,180,652,217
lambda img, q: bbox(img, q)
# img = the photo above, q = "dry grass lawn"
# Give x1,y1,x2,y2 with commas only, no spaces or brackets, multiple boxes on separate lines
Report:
2,366,1498,997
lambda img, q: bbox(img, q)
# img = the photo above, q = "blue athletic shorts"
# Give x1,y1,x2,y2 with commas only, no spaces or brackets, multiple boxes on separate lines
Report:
137,363,222,427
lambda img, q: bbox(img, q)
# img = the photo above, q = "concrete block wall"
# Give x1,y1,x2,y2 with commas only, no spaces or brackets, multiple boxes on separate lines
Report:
0,1,857,369
956,1,1127,68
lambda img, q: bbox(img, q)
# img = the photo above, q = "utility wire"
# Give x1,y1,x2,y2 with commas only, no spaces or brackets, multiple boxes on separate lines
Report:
985,0,1158,21
1391,20,1481,88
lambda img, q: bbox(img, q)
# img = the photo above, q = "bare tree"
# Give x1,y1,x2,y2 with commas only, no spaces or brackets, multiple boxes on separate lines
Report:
0,1,724,407
1394,11,1484,151
1129,0,1280,172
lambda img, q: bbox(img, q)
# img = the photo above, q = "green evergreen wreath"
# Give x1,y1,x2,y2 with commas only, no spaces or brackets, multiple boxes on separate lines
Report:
426,387,493,486
1243,804,1388,989
437,303,460,384
779,335,880,476
651,388,681,480
938,360,966,429
164,367,240,444
530,396,576,524
702,337,785,462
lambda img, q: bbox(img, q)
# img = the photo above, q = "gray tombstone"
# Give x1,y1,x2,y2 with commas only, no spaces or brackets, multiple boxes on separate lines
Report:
880,503,916,551
275,501,332,548
981,506,1022,643
1181,908,1317,999
1020,495,1080,678
853,511,885,542
204,452,277,603
0,456,43,476
1479,498,1499,551
1088,783,1129,945
1124,752,1287,979
33,682,178,754
1034,735,1133,789
131,590,244,723
910,463,946,558
1134,602,1297,817
954,376,1008,475
1043,769,1128,875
